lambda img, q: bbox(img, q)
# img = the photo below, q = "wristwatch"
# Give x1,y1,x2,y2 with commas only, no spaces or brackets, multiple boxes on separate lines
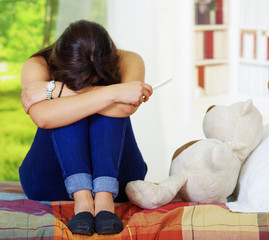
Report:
46,80,55,100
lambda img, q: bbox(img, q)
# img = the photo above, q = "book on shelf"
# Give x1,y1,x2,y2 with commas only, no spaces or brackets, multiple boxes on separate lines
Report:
257,31,268,61
204,31,214,58
240,32,255,60
195,65,229,96
195,30,228,60
195,1,210,25
197,65,205,89
215,0,223,24
195,0,226,25
240,31,269,61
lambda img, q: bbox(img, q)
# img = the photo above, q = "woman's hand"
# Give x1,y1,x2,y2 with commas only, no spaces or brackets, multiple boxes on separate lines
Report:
21,80,47,114
108,81,153,107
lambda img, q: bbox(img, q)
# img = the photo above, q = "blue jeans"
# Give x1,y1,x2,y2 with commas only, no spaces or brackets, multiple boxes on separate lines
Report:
19,115,147,202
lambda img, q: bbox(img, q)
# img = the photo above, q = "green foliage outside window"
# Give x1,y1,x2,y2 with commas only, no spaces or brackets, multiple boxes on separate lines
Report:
0,0,58,62
0,0,107,181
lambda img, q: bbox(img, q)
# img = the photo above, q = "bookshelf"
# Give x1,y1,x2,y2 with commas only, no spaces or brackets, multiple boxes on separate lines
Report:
193,0,230,98
193,0,269,117
234,0,269,116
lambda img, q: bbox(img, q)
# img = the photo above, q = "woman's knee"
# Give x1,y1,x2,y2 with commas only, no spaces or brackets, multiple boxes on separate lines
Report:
89,114,128,128
50,117,89,135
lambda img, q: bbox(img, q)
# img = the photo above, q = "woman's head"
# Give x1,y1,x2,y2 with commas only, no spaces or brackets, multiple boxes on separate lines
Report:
34,20,121,90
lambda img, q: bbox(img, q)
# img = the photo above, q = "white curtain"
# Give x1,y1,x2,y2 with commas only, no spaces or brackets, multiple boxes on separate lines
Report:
55,0,92,38
107,0,194,182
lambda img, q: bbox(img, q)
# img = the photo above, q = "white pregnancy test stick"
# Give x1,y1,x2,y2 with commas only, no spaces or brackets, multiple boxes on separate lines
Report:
152,78,173,90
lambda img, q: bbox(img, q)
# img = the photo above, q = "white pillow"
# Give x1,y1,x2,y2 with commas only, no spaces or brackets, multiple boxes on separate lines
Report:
226,124,269,212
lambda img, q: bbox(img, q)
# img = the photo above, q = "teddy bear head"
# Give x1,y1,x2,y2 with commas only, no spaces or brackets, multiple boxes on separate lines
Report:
202,99,263,161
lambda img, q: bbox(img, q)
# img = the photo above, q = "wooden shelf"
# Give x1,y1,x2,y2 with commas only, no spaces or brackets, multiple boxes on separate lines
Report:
240,26,269,33
239,59,269,67
195,24,229,31
194,59,229,66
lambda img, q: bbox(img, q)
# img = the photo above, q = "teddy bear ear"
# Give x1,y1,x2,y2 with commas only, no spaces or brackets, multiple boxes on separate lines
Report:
206,105,216,113
171,140,200,161
241,99,253,116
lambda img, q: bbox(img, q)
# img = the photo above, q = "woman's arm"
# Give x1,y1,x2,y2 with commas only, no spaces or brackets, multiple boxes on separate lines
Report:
21,57,91,113
97,50,147,117
21,51,149,117
21,52,152,129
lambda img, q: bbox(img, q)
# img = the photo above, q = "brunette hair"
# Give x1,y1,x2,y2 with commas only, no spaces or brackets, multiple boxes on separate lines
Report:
32,20,121,90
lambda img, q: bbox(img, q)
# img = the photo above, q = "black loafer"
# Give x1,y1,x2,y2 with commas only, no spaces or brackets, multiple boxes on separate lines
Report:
66,211,94,235
95,210,124,235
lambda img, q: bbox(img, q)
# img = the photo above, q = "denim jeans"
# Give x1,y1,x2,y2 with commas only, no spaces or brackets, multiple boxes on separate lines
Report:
19,115,147,202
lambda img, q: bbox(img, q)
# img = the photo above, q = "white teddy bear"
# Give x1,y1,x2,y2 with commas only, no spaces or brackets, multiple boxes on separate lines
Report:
126,100,263,209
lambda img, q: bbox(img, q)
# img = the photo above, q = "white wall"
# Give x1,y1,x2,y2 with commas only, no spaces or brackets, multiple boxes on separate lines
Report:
107,0,194,182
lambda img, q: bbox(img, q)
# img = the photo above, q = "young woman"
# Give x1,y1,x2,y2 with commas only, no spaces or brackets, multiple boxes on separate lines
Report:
19,20,153,236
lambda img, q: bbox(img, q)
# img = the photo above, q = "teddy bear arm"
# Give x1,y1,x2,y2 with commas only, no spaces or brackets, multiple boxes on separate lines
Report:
125,174,187,209
211,143,233,170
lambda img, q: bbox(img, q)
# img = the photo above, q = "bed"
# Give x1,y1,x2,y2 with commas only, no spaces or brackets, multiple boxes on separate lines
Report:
0,181,268,239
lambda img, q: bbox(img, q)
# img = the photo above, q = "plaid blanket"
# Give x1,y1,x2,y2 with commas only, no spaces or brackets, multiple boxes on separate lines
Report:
0,181,268,240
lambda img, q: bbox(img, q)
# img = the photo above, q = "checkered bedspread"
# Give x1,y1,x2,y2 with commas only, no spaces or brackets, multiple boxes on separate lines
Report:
0,181,268,239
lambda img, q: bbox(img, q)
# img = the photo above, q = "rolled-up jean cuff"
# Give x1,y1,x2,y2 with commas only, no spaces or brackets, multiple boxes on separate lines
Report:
65,173,93,199
92,176,119,199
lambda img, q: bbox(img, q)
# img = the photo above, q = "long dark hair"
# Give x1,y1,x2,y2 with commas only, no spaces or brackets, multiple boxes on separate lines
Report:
32,20,121,90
